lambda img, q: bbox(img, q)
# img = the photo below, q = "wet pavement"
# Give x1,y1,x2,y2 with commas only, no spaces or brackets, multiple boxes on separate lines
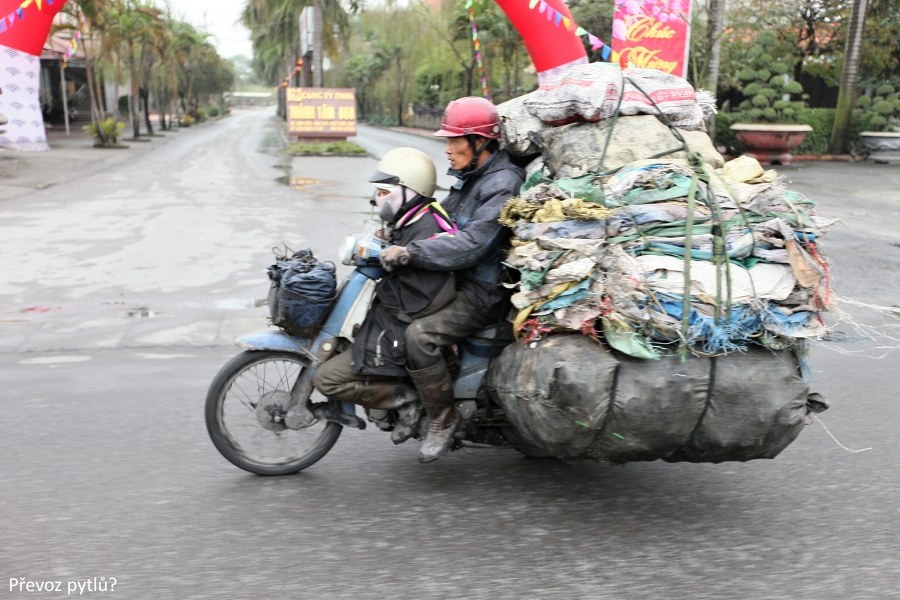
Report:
2,108,900,600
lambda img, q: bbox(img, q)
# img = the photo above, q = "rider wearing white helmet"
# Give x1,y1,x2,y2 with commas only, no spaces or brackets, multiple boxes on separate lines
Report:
314,147,455,444
380,97,526,463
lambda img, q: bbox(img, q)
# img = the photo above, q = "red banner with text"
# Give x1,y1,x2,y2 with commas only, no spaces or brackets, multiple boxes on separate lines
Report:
611,0,692,79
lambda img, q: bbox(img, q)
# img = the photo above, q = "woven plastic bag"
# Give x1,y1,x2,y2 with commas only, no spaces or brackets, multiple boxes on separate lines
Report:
486,334,826,463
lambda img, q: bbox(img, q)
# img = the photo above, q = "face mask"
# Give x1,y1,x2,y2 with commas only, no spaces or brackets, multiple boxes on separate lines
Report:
373,184,406,222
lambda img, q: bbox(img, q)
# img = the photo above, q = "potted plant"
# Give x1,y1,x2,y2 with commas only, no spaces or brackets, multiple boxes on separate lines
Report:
83,116,126,148
727,32,812,165
855,80,900,163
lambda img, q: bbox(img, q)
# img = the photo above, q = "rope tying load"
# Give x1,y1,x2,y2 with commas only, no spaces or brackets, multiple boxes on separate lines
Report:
497,66,836,358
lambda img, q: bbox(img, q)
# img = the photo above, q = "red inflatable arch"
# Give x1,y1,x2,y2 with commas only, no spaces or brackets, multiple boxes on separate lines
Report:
493,0,587,84
0,0,68,55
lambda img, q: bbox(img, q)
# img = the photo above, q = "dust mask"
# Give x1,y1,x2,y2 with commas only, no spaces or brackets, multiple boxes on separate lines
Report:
373,184,406,223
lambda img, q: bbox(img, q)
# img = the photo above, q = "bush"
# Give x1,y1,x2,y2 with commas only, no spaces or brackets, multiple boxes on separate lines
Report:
366,114,400,127
793,108,833,155
179,114,195,127
83,117,125,145
855,79,900,132
207,106,220,118
715,107,877,157
712,112,743,155
725,31,808,125
284,140,368,156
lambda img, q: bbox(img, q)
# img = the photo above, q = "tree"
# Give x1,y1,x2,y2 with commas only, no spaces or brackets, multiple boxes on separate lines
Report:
703,0,727,94
241,0,359,87
719,0,851,102
857,0,900,81
702,0,728,138
103,0,167,139
67,0,116,144
829,0,870,153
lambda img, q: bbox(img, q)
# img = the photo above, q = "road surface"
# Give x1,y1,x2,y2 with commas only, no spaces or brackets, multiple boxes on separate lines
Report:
1,107,899,599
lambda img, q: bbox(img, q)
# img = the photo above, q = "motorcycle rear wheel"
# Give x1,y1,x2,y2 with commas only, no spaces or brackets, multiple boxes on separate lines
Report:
205,350,342,475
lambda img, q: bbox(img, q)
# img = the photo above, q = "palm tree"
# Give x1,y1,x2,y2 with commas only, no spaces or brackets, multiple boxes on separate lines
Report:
67,0,115,144
703,0,727,139
241,0,359,87
151,9,180,130
103,0,165,139
168,21,200,114
829,0,871,154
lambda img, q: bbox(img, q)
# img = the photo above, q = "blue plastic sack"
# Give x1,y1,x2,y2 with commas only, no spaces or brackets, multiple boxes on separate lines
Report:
267,247,336,337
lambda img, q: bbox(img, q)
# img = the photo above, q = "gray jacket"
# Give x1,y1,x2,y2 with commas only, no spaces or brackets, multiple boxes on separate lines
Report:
406,150,525,318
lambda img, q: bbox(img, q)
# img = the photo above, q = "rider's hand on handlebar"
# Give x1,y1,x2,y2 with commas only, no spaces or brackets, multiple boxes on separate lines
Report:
381,246,410,271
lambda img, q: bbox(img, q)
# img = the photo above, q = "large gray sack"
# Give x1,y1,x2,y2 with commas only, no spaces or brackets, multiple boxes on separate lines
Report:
537,115,724,178
486,334,824,463
497,93,549,157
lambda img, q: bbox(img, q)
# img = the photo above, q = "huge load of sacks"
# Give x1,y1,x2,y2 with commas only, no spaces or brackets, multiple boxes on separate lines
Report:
485,63,831,463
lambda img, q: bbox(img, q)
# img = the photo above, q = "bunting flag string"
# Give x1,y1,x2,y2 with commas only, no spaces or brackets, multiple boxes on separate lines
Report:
523,0,617,63
0,0,54,36
465,0,490,100
61,4,89,69
61,29,81,68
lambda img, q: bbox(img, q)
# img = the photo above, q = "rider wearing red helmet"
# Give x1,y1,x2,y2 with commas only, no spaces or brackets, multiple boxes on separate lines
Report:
314,148,455,444
380,96,525,463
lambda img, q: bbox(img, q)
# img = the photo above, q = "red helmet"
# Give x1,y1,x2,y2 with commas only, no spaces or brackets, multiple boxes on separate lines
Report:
434,96,501,140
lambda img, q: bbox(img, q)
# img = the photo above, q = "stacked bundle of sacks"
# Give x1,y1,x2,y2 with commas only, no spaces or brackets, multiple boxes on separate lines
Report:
500,157,835,357
484,63,831,462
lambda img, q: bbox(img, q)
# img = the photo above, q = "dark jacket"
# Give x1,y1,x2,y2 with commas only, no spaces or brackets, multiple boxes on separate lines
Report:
352,203,455,377
405,150,525,319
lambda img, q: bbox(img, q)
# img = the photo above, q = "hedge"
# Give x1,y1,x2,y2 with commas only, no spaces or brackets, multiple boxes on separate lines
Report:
714,108,873,157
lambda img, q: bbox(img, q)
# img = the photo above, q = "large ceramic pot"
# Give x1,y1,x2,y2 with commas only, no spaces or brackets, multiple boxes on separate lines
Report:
730,123,813,165
859,132,900,164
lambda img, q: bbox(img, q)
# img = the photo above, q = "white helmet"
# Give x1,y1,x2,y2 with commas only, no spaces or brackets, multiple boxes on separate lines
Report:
369,147,437,198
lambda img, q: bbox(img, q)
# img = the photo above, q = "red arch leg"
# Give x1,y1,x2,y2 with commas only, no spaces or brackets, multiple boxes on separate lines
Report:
493,0,588,84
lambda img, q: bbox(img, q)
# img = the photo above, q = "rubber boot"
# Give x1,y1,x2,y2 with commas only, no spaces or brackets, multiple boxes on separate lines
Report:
442,346,461,380
408,362,459,463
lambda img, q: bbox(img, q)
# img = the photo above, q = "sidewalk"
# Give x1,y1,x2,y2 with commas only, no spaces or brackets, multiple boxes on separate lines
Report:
0,122,175,202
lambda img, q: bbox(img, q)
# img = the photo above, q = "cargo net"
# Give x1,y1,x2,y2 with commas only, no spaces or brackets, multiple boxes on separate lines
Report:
497,64,836,360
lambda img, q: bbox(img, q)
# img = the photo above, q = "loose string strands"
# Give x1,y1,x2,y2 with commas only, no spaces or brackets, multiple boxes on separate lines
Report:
818,295,900,359
810,414,872,453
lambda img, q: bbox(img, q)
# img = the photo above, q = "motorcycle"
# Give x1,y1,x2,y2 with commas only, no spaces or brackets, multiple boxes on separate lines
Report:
205,233,549,475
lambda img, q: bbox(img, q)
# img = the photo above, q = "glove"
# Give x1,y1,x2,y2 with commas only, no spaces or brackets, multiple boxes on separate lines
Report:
381,246,411,271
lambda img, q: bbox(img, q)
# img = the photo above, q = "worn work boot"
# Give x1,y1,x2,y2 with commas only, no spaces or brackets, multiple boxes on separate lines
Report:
408,362,459,463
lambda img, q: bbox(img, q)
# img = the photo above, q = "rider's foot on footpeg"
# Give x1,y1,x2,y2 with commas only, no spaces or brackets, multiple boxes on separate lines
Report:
313,404,366,430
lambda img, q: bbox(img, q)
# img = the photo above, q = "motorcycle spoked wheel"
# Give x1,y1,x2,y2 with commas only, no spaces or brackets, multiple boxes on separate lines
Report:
205,350,342,475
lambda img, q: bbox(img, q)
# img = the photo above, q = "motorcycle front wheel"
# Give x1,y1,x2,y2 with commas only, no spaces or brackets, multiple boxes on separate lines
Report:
205,350,342,475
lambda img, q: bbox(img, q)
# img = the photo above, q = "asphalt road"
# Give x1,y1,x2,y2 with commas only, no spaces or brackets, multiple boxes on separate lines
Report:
1,108,899,600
